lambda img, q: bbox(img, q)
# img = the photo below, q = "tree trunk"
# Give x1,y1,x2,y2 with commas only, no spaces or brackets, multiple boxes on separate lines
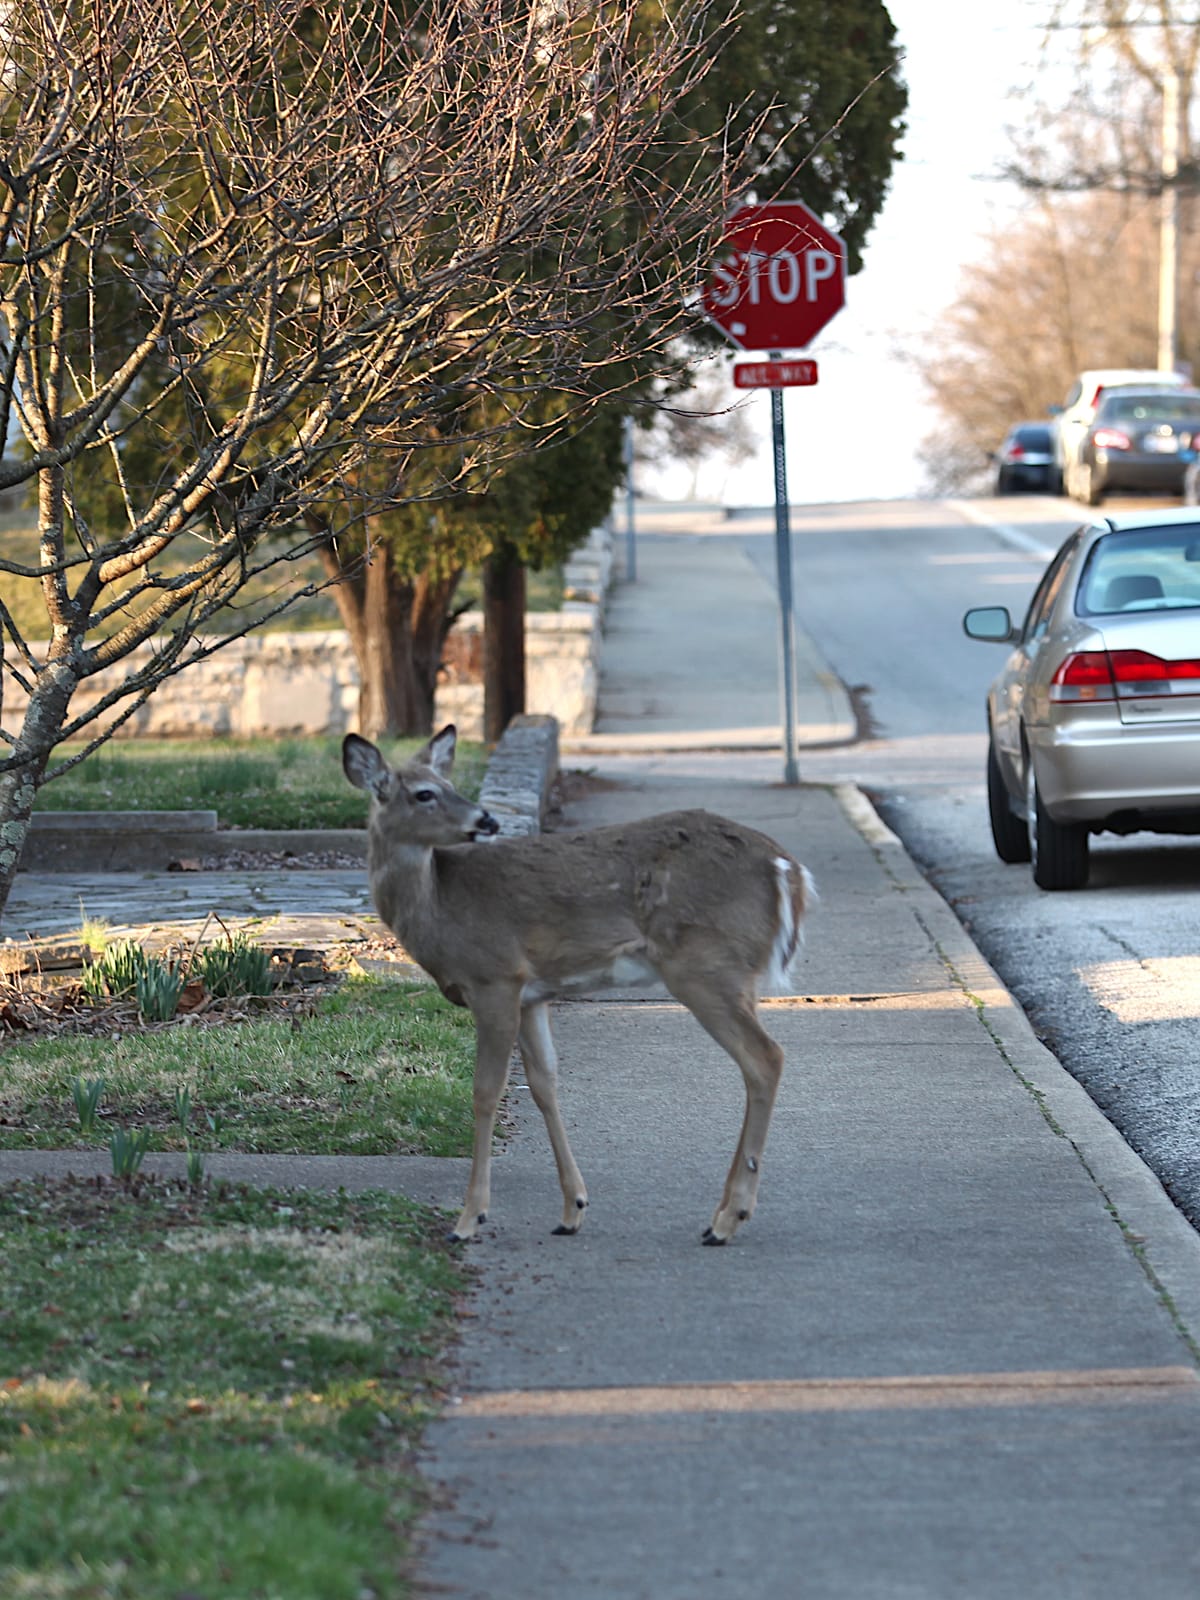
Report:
0,672,75,924
315,525,462,739
483,547,526,743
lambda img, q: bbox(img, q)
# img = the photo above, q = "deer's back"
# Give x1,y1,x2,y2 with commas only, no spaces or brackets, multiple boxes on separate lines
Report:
427,809,800,996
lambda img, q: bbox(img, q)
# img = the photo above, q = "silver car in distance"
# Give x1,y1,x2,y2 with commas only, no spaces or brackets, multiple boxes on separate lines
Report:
964,509,1200,889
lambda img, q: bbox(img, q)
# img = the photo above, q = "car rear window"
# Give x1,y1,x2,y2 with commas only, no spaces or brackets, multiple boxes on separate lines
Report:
1077,527,1200,615
1013,426,1052,449
1099,394,1200,422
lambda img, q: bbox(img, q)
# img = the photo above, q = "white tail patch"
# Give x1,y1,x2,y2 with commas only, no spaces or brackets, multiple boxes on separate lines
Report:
762,860,816,996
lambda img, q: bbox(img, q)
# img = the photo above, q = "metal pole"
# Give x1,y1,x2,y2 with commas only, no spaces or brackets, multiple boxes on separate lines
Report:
769,355,800,786
1159,65,1180,374
623,415,637,582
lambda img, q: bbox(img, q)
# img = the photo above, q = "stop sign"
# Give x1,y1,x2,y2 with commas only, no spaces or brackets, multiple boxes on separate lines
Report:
703,201,847,351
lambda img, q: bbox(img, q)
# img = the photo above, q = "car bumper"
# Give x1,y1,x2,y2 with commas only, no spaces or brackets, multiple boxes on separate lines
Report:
1093,453,1192,492
1029,720,1200,825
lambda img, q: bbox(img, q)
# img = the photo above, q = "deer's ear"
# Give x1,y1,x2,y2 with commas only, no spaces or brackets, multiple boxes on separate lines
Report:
424,724,457,777
342,733,391,798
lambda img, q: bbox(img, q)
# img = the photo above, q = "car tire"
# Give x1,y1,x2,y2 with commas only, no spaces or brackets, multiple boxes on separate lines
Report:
987,739,1030,862
995,468,1012,496
1026,762,1089,890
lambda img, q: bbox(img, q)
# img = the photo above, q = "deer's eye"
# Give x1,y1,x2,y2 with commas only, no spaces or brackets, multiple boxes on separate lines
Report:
412,788,437,803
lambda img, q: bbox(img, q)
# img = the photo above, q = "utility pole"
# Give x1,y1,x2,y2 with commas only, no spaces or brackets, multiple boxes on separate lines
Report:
1159,65,1181,373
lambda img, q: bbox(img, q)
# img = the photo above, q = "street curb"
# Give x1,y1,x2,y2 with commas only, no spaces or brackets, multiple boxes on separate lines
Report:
834,781,1200,1352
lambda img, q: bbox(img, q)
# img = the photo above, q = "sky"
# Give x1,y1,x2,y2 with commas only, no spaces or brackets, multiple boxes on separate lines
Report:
644,1,1051,506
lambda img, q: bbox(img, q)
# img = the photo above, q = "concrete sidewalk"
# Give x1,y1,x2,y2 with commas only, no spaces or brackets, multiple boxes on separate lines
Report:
413,519,1200,1598
568,522,856,752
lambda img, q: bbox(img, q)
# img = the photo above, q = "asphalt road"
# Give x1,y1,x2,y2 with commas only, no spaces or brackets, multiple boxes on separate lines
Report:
741,494,1200,1233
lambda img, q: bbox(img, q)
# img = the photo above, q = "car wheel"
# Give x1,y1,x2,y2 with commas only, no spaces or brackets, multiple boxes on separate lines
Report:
1077,461,1104,507
1025,762,1089,890
995,467,1012,496
987,738,1030,863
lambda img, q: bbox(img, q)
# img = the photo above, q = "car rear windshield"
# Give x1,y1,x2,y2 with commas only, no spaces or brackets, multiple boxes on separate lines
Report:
1013,426,1052,449
1076,526,1200,615
1097,394,1200,423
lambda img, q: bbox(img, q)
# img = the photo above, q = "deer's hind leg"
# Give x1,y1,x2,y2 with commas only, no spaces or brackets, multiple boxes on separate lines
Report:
519,1001,588,1235
661,969,784,1245
451,984,522,1242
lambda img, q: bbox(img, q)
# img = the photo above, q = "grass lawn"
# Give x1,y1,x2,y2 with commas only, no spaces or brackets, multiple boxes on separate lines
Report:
0,1173,469,1600
0,976,477,1157
34,735,487,829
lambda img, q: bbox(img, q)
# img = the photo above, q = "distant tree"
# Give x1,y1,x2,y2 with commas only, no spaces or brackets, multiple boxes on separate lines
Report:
1006,1,1198,197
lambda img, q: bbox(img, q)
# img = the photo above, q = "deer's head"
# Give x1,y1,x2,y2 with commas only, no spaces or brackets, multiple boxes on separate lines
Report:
342,726,500,848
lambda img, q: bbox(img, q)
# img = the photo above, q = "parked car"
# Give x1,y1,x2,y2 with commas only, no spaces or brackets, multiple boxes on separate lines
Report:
1069,387,1200,505
993,422,1058,495
963,508,1200,889
1054,368,1188,494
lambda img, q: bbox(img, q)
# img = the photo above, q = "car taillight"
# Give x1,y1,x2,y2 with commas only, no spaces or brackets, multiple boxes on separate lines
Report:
1091,427,1131,450
1050,652,1116,701
1005,444,1025,461
1051,649,1200,702
1108,649,1200,694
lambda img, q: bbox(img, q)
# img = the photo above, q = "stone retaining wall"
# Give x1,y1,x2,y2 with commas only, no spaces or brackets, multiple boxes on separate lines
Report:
3,524,613,743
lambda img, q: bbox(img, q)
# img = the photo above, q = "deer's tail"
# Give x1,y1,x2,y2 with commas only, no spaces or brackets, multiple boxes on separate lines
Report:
762,858,815,996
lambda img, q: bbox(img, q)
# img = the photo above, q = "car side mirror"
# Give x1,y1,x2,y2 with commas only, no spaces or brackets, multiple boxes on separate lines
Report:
963,606,1016,643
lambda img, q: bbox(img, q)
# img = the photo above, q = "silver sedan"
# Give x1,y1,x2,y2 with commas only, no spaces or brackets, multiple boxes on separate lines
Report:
964,509,1200,889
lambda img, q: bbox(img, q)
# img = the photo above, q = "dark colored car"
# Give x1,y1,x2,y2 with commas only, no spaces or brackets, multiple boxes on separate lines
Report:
1068,387,1200,505
993,422,1057,494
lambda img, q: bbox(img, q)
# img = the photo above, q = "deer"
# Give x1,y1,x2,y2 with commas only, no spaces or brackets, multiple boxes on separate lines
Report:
342,725,813,1245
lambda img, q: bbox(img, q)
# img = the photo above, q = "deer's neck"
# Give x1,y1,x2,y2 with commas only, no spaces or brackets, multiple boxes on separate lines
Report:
367,836,442,961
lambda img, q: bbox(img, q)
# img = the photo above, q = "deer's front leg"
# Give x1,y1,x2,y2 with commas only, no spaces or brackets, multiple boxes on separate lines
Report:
451,985,521,1242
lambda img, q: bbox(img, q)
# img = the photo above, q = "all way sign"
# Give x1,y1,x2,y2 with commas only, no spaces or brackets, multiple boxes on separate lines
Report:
733,359,818,389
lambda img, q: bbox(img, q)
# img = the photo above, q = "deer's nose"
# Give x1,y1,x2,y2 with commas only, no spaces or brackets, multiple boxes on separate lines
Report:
471,810,500,839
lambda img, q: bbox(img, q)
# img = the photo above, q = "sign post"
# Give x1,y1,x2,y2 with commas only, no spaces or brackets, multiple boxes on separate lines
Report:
767,356,800,783
703,203,846,785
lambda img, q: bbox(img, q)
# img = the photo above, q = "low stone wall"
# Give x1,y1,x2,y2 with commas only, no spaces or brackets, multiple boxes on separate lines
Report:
2,524,613,743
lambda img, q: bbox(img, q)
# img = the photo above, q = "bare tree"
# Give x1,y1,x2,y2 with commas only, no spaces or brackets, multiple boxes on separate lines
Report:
1009,1,1200,195
0,0,758,917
